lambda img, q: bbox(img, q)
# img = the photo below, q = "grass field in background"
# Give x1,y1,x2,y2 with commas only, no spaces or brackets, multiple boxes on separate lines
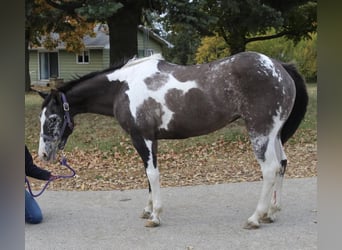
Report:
25,83,316,154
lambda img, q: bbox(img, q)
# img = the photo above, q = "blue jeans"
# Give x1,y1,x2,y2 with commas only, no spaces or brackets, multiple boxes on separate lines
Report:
25,190,43,224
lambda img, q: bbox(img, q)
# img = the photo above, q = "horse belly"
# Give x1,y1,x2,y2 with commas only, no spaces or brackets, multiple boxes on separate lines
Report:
160,114,236,139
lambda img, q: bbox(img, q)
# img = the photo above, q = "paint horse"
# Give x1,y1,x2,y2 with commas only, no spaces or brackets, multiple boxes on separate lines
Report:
37,52,308,229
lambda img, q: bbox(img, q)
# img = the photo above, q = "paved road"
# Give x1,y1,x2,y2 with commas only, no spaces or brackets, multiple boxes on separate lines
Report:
25,177,317,250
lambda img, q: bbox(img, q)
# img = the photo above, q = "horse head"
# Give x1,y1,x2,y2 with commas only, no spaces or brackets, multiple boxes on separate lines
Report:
37,89,74,162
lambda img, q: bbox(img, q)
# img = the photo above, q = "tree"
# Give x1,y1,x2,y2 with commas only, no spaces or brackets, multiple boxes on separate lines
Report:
195,30,317,81
44,0,164,65
163,24,200,65
163,0,317,55
25,0,95,91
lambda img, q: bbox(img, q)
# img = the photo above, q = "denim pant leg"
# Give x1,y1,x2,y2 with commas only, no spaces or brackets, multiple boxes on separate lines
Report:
25,190,43,224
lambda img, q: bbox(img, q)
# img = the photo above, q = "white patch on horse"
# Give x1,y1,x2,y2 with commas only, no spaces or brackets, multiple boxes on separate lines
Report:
211,56,235,72
258,54,283,82
106,54,198,130
251,135,268,151
266,107,284,159
38,107,47,158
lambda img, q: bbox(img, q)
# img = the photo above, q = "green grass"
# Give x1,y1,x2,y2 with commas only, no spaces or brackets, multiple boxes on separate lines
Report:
25,83,317,153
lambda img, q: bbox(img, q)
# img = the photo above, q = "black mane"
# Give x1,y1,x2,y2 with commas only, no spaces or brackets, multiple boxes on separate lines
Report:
57,59,128,92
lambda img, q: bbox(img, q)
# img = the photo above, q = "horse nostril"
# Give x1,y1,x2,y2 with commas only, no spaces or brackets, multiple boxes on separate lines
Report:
43,152,48,159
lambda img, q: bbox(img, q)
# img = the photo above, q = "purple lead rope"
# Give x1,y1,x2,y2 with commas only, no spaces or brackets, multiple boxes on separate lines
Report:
25,156,76,197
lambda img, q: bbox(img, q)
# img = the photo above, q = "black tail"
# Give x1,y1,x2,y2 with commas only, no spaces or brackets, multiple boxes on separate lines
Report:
281,63,309,144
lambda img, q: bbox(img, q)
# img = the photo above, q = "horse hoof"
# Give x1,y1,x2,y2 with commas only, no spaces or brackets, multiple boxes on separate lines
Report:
144,219,160,227
243,221,260,230
140,210,151,219
260,216,274,224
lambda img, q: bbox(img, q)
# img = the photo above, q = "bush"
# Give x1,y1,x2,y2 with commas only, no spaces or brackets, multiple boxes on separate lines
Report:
246,32,317,81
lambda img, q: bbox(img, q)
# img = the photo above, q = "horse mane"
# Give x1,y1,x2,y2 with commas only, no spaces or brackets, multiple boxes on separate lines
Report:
122,53,164,69
56,59,128,92
56,54,164,92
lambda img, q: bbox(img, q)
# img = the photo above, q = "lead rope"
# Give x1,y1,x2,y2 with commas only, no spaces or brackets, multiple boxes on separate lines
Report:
25,154,76,197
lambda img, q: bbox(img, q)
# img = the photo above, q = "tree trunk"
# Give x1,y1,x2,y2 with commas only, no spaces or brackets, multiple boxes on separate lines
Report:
226,32,247,55
106,5,142,65
229,42,246,55
25,29,31,92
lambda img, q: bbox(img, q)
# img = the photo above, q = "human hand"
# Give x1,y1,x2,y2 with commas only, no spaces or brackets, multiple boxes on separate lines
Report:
49,174,59,181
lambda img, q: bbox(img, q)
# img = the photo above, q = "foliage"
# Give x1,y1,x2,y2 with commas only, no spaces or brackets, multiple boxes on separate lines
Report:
26,0,96,53
26,0,317,82
195,30,317,81
162,0,317,56
246,32,317,81
246,33,295,62
75,1,123,19
163,25,201,65
292,32,317,82
195,34,229,64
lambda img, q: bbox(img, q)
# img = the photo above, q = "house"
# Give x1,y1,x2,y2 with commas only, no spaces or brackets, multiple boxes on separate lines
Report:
29,25,173,85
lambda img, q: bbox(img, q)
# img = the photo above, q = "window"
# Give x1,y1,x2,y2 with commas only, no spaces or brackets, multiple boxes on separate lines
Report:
145,49,154,56
39,52,59,80
76,50,90,64
137,49,155,58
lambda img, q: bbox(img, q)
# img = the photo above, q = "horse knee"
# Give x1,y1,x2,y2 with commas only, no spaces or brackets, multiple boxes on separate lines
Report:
146,166,160,184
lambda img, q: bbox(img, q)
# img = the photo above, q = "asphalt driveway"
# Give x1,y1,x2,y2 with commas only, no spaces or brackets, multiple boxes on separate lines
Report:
25,177,317,250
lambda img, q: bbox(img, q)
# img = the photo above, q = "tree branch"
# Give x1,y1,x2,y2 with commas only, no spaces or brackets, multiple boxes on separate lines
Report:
219,26,229,44
245,30,290,43
45,0,84,13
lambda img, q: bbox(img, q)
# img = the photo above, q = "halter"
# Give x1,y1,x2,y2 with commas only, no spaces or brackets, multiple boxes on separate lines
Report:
25,156,76,197
40,92,74,148
29,93,76,197
60,92,74,134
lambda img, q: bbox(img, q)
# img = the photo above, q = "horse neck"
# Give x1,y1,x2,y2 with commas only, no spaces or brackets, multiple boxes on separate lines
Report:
65,79,120,117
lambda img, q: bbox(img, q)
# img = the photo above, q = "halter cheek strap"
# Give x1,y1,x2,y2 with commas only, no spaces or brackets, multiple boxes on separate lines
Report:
60,92,73,131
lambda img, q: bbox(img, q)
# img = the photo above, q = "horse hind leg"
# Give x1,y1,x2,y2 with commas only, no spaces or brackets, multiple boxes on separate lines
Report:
244,119,287,229
265,143,287,223
256,140,287,226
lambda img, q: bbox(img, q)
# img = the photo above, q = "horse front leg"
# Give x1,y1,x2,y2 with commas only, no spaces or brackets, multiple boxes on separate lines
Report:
140,186,153,219
144,139,162,227
132,135,162,227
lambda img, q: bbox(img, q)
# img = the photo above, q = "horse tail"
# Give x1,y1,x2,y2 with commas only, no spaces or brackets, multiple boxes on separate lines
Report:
280,63,309,144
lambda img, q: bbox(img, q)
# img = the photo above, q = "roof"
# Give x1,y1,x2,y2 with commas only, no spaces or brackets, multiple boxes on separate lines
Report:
30,24,173,50
137,25,173,49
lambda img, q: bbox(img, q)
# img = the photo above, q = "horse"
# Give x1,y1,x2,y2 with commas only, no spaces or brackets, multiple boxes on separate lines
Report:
37,51,308,229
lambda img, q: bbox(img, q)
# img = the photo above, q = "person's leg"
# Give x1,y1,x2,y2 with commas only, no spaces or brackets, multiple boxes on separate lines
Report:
25,190,43,224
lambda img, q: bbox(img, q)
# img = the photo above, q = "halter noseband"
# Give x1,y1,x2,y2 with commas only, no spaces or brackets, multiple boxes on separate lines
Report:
40,92,74,148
